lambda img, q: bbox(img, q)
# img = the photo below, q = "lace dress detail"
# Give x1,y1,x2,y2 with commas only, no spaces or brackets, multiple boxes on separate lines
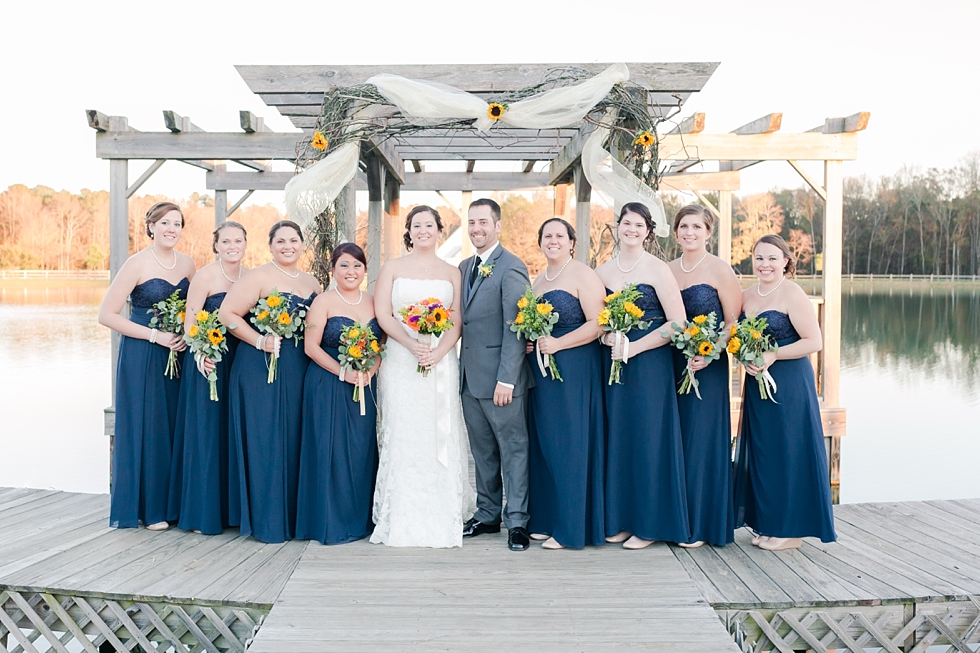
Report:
681,283,723,321
371,278,476,548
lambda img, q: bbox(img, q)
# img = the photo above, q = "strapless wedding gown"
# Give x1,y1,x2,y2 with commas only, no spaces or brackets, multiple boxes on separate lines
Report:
371,278,476,548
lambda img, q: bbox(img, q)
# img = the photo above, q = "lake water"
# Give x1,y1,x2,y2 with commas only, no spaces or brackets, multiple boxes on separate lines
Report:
1,282,978,503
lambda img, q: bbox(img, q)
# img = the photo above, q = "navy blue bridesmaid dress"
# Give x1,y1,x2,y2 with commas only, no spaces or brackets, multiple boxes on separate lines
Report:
228,293,313,543
110,277,189,528
604,284,690,544
295,317,381,544
526,290,605,548
674,284,735,546
167,292,239,534
734,310,837,542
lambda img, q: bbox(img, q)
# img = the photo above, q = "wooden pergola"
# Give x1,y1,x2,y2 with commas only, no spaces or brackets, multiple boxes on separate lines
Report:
89,62,867,499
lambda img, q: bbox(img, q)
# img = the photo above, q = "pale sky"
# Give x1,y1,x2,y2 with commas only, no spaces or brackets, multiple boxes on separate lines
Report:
2,0,977,210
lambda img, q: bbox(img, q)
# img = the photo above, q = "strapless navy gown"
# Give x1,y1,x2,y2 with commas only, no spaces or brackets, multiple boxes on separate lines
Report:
604,284,690,543
295,317,381,544
734,310,837,542
168,292,239,534
674,284,734,546
229,293,313,543
110,277,189,528
526,290,605,548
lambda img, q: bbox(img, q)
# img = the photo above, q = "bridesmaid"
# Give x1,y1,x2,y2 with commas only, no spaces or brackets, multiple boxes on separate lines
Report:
668,204,742,548
168,221,248,534
295,243,383,545
526,218,606,550
735,235,837,551
596,202,690,550
98,202,195,530
219,220,321,543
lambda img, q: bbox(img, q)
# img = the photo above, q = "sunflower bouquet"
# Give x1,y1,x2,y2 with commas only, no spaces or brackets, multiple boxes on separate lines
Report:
337,321,385,415
148,288,186,379
598,283,653,385
728,314,779,402
398,297,452,377
509,286,562,382
250,288,307,384
660,312,725,399
183,309,228,401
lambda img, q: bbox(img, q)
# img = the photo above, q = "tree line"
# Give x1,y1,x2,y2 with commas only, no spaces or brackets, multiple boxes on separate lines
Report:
2,153,978,277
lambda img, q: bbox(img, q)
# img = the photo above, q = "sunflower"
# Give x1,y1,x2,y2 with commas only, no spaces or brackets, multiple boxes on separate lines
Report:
178,311,185,323
348,344,363,358
348,328,360,339
431,307,448,326
196,310,210,322
208,329,224,346
311,131,328,151
633,131,655,148
730,324,738,337
624,302,644,319
693,314,708,325
266,295,282,308
514,312,524,325
536,302,553,315
605,291,620,304
727,337,741,354
370,340,380,353
278,312,292,326
687,325,701,337
699,341,714,356
256,310,270,322
487,103,505,120
597,308,611,326
750,330,762,340
187,324,199,337
517,296,529,310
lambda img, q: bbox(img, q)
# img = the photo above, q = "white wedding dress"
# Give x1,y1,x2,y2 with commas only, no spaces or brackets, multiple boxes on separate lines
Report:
371,278,476,548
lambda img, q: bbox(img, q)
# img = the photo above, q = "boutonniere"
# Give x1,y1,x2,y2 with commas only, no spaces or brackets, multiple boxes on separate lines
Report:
478,263,495,279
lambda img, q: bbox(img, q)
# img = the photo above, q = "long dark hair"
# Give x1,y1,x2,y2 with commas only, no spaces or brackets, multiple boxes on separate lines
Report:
618,202,657,243
403,205,444,250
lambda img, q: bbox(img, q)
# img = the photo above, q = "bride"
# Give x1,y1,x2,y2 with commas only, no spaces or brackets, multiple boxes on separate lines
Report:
371,205,476,547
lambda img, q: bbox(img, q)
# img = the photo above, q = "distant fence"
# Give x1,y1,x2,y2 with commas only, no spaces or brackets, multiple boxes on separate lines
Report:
0,269,109,280
737,273,980,283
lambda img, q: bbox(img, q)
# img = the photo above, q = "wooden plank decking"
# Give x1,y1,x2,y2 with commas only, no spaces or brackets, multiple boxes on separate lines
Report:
2,486,980,651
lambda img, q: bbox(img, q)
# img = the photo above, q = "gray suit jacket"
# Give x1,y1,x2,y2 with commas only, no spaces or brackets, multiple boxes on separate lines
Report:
458,245,534,399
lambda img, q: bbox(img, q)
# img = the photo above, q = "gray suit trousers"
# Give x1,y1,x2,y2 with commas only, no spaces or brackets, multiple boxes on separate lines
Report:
461,380,529,529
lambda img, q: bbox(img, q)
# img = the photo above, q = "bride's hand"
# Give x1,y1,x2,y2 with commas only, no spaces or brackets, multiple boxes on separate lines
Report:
410,340,431,360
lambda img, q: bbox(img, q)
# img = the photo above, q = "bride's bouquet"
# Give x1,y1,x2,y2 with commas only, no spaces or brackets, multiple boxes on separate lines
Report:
509,286,562,382
337,321,385,415
148,288,186,379
728,314,779,402
598,283,653,385
183,309,228,401
250,288,307,383
398,297,452,377
661,312,725,399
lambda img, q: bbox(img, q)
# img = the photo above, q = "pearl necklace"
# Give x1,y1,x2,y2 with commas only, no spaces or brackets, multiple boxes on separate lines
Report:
272,259,300,279
679,250,709,273
616,251,644,274
150,245,177,271
544,256,573,282
334,285,363,306
757,276,786,297
219,259,241,283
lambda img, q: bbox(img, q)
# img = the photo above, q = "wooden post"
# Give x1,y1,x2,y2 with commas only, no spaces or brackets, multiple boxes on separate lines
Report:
572,164,591,264
822,161,843,408
214,190,228,227
336,180,357,244
554,183,569,219
460,190,474,259
107,147,129,486
366,157,385,291
718,190,732,264
384,177,401,262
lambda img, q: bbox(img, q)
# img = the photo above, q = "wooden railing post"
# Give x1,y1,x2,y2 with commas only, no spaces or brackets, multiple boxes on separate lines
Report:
572,163,591,264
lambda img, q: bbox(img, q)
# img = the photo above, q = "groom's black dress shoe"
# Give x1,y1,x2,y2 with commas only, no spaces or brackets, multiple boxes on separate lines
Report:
463,518,501,538
508,527,530,551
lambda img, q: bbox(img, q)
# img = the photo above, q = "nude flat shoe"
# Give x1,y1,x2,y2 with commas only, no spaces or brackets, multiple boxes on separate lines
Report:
759,537,802,551
678,541,705,549
751,534,765,546
530,533,550,541
622,535,655,550
146,521,170,531
542,537,564,550
605,531,630,543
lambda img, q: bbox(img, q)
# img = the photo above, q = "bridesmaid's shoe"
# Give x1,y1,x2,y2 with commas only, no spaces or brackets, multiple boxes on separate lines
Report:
146,521,169,531
751,533,765,546
542,537,564,550
605,531,630,543
759,537,802,551
623,536,655,550
530,533,550,541
678,541,705,549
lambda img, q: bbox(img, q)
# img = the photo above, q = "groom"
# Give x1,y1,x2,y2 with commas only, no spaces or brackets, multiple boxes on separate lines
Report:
459,198,533,551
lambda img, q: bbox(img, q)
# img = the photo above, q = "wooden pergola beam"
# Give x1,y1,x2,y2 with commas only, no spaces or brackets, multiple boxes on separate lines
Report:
548,122,596,185
659,132,858,161
361,136,405,185
666,112,705,135
660,170,740,192
240,111,270,133
716,113,783,172
206,170,553,192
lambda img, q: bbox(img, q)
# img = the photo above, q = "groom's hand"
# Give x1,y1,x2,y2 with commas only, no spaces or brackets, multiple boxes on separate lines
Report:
493,382,514,407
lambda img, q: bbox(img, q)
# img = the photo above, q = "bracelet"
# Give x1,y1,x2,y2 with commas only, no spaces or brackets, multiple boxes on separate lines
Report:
149,328,158,344
255,335,265,351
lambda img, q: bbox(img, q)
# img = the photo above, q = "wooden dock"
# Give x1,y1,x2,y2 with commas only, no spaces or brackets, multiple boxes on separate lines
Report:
2,486,980,652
